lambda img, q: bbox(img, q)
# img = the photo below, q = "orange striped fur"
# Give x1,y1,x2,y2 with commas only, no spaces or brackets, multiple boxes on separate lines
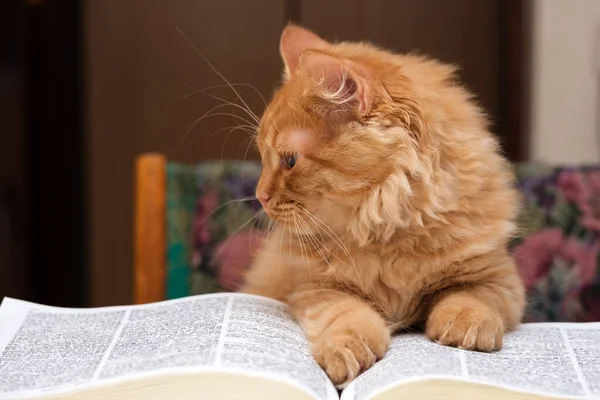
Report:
241,25,525,387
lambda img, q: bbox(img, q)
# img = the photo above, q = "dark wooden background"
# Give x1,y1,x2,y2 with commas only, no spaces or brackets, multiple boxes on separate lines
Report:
0,0,529,307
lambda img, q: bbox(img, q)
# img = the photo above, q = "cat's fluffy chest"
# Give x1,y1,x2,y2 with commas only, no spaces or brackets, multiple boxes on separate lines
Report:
290,236,451,326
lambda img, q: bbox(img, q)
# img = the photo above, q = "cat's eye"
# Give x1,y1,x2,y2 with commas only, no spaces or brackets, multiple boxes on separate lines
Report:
283,152,298,168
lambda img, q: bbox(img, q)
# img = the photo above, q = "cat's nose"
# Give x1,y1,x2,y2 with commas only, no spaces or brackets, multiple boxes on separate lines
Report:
257,192,270,208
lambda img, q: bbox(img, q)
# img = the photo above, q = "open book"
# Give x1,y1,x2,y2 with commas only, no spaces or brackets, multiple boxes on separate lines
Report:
0,293,598,400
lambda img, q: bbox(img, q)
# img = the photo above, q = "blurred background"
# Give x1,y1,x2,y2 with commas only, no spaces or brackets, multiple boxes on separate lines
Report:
0,0,599,308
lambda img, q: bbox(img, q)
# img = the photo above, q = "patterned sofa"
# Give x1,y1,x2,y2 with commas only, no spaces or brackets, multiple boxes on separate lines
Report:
167,161,600,323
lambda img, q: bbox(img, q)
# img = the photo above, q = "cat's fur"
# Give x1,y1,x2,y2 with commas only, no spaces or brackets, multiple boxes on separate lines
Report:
241,25,525,387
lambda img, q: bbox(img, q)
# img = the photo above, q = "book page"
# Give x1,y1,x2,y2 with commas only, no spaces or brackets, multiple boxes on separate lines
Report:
0,294,337,400
341,331,464,400
342,323,600,400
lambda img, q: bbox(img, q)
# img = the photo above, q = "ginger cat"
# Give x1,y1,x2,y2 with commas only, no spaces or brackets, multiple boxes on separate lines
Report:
241,25,525,387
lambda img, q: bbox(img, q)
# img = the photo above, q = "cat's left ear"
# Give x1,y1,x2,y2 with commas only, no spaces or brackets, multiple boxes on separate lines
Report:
280,25,329,80
299,51,373,115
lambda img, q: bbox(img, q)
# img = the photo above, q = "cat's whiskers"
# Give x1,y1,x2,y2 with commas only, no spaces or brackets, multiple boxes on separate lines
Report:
299,213,368,293
210,125,256,140
293,213,312,283
294,214,350,292
179,103,258,153
183,90,260,125
182,82,266,103
298,213,348,289
278,219,288,282
190,110,258,134
248,206,267,237
177,27,259,129
220,124,254,163
294,214,329,267
297,205,355,267
247,210,271,266
297,212,342,264
240,102,275,167
242,100,278,166
184,81,262,167
251,215,277,257
183,82,265,123
295,215,334,269
178,27,267,160
297,206,368,292
242,132,258,166
181,103,238,148
292,214,306,261
288,213,293,268
237,136,256,159
183,85,259,129
212,209,264,260
190,196,258,234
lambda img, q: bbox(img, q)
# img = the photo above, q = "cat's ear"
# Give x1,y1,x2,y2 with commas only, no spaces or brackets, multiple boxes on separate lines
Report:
280,25,329,80
299,51,373,115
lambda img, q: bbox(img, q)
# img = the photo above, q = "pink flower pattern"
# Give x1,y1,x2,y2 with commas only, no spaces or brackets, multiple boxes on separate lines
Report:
512,165,600,322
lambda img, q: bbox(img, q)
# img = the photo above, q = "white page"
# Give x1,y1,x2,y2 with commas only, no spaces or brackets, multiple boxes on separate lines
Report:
341,330,465,400
218,295,337,400
563,326,600,395
0,294,337,400
342,323,600,400
0,298,126,397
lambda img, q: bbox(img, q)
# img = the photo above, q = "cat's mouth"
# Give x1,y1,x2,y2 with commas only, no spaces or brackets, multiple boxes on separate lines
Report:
267,202,326,239
265,200,311,225
267,202,299,222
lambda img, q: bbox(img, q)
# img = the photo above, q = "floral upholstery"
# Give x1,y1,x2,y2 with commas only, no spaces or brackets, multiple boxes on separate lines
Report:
166,161,600,323
512,164,600,322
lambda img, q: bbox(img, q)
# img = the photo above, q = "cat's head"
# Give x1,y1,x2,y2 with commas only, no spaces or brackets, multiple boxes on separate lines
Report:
255,25,513,246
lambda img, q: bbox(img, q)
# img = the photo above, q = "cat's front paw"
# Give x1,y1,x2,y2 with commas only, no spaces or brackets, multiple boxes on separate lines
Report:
426,303,504,352
312,322,390,388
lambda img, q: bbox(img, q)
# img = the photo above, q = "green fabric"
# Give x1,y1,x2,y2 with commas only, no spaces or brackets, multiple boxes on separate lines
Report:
165,163,197,299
